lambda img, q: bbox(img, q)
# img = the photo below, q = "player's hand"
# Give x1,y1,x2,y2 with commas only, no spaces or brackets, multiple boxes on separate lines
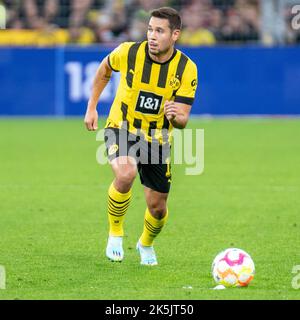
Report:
84,109,98,131
164,100,178,122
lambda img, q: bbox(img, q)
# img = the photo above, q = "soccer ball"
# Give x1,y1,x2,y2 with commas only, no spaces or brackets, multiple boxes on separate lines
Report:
212,248,255,287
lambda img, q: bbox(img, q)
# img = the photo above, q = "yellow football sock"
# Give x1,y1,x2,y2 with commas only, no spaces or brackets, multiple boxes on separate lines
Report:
107,182,131,237
139,207,168,246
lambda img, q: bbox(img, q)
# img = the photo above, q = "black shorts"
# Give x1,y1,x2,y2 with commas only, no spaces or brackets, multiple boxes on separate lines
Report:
104,128,172,193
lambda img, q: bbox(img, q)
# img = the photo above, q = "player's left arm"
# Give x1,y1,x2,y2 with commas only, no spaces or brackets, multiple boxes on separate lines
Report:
164,101,191,129
164,59,198,129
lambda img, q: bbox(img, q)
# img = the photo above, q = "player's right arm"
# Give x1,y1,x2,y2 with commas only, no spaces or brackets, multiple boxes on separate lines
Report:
84,56,112,131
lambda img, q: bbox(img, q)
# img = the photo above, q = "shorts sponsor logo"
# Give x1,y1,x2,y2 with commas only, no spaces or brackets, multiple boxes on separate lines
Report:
108,144,119,156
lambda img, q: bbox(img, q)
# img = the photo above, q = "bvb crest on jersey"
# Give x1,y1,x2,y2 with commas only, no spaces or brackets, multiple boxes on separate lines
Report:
169,75,181,90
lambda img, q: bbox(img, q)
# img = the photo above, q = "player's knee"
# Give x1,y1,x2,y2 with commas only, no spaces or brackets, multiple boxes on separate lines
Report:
115,166,137,186
148,201,167,220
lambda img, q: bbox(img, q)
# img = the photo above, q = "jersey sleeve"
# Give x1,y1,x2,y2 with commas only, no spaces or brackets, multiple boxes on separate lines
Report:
107,42,134,72
174,60,198,106
107,44,124,72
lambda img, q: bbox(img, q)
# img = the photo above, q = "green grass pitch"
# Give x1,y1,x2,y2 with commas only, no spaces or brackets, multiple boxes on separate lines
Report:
0,117,299,300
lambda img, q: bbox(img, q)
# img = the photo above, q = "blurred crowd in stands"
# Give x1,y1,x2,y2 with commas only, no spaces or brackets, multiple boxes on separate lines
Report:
1,0,300,46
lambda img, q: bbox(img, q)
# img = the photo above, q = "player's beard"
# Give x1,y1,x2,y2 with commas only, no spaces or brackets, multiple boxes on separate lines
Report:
149,45,171,57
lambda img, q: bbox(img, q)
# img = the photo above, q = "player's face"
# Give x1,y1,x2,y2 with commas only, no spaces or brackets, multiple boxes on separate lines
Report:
147,17,180,56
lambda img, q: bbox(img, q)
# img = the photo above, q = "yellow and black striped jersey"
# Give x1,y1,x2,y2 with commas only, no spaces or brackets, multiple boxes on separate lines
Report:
105,40,198,144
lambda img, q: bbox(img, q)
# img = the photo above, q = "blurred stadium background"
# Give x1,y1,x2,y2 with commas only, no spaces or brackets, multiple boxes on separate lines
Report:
1,0,300,45
0,0,300,116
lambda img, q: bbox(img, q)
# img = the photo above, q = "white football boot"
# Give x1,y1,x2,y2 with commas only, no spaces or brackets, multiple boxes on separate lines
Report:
136,240,158,266
106,236,124,262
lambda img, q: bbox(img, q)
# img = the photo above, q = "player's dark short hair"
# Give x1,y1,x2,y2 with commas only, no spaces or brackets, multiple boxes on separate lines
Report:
150,7,182,31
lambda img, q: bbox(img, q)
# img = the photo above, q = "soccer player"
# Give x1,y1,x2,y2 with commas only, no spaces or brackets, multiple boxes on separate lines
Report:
84,7,198,265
